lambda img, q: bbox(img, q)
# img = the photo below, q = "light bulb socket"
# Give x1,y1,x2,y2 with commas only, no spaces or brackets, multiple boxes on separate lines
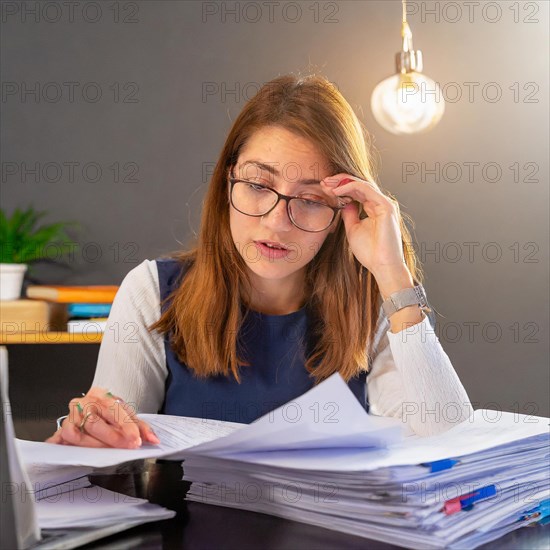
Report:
395,50,423,73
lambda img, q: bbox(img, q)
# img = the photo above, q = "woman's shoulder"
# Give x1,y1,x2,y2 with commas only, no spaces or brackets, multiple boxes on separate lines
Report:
121,257,192,288
154,256,195,300
115,257,194,311
120,258,159,287
114,259,161,309
155,256,193,285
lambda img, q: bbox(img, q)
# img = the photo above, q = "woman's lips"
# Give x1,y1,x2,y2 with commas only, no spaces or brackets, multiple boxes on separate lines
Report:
254,241,291,259
256,240,288,250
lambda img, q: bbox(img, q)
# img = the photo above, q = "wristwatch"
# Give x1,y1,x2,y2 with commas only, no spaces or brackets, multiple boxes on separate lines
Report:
382,284,429,318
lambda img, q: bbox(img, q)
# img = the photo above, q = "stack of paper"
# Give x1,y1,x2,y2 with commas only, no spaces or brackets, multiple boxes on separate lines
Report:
2,345,180,548
12,372,549,548
175,374,550,550
17,413,245,525
22,461,176,529
25,463,94,499
35,486,176,530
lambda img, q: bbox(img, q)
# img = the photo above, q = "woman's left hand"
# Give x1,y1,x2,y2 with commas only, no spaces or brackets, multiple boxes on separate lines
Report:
320,174,408,279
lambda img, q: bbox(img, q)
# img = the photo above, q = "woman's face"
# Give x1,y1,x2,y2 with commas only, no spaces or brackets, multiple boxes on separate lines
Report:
228,125,340,294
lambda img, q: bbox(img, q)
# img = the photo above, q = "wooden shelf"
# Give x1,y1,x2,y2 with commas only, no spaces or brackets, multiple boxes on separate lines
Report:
0,332,103,344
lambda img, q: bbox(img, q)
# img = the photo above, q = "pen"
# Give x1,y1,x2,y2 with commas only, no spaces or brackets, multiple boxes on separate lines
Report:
443,484,497,515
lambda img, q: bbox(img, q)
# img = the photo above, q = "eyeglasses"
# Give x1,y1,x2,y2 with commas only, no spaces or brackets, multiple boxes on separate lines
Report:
228,175,353,233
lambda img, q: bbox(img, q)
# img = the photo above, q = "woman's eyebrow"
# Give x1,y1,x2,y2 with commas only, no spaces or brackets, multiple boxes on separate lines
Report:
241,160,322,185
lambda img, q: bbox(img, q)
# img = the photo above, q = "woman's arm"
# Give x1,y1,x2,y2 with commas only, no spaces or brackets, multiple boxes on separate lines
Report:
46,260,166,447
367,304,473,437
91,259,167,414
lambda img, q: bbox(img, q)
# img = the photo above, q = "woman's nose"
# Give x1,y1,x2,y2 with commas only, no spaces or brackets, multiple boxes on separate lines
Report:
261,198,293,231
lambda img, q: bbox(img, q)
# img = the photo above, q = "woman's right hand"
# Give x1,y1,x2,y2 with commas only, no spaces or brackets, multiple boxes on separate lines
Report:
45,387,160,448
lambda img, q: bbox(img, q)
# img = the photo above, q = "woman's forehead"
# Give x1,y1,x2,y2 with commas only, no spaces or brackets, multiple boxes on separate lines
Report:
237,159,328,186
238,126,332,169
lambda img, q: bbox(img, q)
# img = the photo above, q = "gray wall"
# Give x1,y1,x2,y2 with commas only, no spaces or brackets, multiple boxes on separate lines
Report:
2,1,549,418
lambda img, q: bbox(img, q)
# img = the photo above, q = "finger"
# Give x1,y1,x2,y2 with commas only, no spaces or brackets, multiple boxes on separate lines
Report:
331,179,386,201
321,174,357,187
323,174,391,205
79,390,141,444
60,415,134,448
333,183,395,216
102,399,142,442
340,201,361,233
68,397,85,419
45,429,64,445
83,411,142,448
58,418,112,448
60,390,112,447
138,419,160,445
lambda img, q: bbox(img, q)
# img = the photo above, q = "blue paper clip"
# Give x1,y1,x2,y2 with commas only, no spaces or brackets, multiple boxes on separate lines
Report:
422,458,460,473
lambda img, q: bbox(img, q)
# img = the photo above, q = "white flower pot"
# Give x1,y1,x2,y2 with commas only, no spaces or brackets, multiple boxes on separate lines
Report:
0,263,28,301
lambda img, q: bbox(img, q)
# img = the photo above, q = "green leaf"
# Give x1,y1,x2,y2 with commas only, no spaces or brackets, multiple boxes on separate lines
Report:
18,209,48,239
0,210,8,242
0,206,81,265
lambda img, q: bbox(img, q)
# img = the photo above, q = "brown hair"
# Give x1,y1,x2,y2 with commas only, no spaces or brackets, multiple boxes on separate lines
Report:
149,73,425,383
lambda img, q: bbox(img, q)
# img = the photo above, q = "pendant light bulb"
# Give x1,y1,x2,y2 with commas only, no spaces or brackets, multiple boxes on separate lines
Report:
371,4,445,135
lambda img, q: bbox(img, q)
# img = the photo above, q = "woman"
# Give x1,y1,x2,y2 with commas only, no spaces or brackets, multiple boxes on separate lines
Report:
47,74,472,448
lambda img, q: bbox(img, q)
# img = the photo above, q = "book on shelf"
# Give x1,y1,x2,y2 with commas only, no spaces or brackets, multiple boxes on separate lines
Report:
67,318,108,333
67,303,112,318
0,300,68,333
26,285,119,304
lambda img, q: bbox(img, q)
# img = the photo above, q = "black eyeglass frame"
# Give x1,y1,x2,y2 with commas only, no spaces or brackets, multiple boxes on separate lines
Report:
228,176,353,233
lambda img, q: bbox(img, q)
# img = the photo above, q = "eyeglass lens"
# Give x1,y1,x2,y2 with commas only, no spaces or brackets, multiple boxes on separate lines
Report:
231,181,335,232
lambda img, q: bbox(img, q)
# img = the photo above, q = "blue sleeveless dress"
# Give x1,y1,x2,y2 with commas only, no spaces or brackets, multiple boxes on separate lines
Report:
156,258,368,423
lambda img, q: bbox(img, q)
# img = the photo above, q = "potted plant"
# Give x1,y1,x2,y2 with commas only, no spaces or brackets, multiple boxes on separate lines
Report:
0,206,81,300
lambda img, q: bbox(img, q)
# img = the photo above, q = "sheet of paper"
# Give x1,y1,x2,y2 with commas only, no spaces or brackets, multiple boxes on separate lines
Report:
34,476,91,502
17,413,244,468
192,409,549,471
36,485,175,529
169,373,403,459
25,463,94,487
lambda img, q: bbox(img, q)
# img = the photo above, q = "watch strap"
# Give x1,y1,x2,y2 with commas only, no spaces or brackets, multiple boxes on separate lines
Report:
382,284,429,318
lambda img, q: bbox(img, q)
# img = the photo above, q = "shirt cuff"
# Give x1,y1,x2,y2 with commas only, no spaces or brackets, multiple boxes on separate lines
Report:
385,311,438,346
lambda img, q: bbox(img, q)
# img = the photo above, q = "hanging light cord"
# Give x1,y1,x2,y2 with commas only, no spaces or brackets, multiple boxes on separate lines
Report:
401,0,413,52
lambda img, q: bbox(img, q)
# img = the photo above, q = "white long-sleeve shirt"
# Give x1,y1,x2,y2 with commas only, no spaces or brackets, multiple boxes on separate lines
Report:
92,260,473,436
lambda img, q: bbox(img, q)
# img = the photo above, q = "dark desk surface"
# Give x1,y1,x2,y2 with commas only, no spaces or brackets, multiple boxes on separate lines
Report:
85,460,549,550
